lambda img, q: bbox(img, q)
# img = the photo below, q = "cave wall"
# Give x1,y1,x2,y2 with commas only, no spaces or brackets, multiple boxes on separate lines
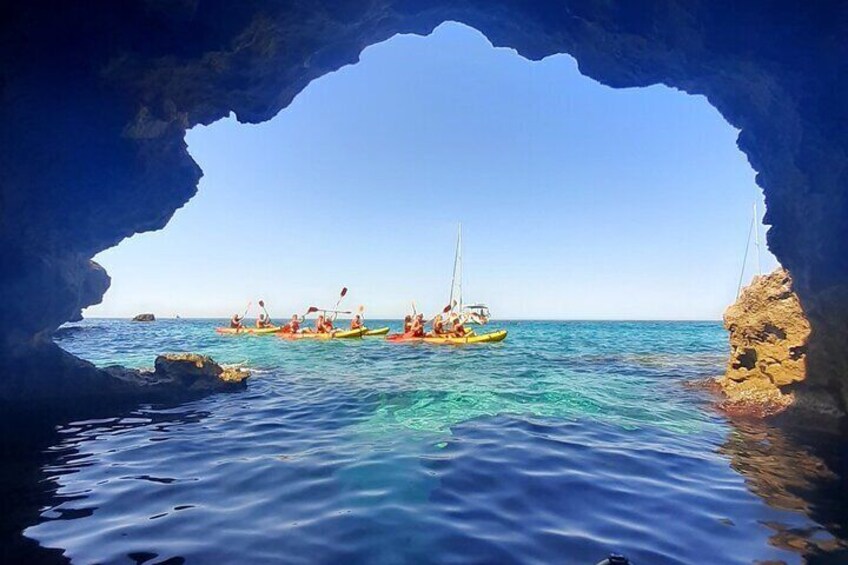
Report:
1,1,846,414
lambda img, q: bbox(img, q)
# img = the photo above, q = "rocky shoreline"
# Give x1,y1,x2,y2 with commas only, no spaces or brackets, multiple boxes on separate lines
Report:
0,345,249,413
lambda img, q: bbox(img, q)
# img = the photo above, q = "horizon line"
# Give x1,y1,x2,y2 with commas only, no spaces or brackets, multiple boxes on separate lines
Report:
79,316,723,323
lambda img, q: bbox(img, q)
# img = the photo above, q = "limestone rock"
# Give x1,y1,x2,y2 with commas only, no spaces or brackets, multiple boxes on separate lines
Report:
718,268,810,414
132,313,156,322
152,353,249,391
724,269,810,385
0,342,249,407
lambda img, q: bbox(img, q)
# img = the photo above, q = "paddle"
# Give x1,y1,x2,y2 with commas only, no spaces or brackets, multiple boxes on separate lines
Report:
331,287,348,321
297,306,319,322
259,299,272,320
241,301,252,319
428,303,453,324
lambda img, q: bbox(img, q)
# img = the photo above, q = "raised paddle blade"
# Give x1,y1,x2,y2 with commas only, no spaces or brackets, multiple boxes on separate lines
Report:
442,304,452,313
358,305,365,313
259,300,265,308
340,287,348,297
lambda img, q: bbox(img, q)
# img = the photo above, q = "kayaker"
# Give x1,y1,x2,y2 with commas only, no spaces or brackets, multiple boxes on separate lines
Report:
410,313,426,338
403,315,413,334
324,315,335,333
256,312,273,328
257,300,272,328
230,313,245,329
350,314,363,330
429,314,446,336
284,314,301,334
450,314,468,337
313,314,326,333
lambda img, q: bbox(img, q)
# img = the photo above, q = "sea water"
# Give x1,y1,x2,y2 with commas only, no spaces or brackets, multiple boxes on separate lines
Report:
22,319,845,563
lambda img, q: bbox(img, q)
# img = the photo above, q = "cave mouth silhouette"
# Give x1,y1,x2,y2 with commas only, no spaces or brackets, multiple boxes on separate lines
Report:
1,2,847,564
0,2,844,425
86,21,775,323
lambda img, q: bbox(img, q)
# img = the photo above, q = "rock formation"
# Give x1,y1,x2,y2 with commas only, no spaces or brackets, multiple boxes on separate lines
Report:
719,269,810,415
151,353,249,389
719,269,846,423
132,313,156,322
0,2,846,421
0,349,248,409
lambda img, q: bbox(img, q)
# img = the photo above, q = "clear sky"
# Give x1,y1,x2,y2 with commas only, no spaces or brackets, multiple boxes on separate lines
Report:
85,22,778,321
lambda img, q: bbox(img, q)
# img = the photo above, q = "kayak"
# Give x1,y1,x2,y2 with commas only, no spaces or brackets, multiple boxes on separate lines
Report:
426,330,507,344
216,326,282,335
363,327,390,336
386,329,506,345
279,327,366,340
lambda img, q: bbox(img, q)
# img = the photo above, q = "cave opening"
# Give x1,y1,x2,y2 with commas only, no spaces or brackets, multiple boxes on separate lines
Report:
79,22,777,329
3,5,847,564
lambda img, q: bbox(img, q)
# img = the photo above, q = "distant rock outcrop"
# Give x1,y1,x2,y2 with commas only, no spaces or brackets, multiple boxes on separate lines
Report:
718,269,810,416
132,313,155,322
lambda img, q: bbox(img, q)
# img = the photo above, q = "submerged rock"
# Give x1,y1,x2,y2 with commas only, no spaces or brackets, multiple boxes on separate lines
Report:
132,313,156,322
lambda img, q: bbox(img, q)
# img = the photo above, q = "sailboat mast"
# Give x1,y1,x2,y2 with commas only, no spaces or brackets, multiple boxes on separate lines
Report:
449,223,461,310
458,223,463,312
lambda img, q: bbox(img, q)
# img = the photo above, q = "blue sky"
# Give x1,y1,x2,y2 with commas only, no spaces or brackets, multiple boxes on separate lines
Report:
85,22,777,320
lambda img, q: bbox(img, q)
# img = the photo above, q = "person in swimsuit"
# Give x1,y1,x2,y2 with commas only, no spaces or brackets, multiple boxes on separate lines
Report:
451,314,468,337
230,313,244,329
256,312,272,328
429,313,446,337
350,314,364,330
283,314,301,333
410,313,426,338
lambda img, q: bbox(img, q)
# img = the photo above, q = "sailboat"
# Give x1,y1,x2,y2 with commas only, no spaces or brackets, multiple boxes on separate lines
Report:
448,224,490,324
736,200,765,298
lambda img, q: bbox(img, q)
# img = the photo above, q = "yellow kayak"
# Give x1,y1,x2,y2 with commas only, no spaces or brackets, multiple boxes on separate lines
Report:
363,327,390,336
280,327,366,340
423,330,507,345
387,329,506,345
216,326,282,335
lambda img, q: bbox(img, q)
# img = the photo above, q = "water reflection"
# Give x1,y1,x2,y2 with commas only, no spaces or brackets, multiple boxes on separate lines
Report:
719,418,848,563
0,403,210,564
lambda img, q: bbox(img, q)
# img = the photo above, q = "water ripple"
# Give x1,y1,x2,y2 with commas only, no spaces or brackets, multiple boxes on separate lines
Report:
20,320,844,562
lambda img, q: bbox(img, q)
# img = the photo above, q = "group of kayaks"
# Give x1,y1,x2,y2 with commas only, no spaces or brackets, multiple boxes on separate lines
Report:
215,325,507,345
216,326,388,338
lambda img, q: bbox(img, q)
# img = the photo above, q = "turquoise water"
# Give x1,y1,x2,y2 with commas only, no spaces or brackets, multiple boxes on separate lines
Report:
25,320,843,563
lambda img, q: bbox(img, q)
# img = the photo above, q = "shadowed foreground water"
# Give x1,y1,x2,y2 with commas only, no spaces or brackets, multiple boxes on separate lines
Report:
14,320,848,563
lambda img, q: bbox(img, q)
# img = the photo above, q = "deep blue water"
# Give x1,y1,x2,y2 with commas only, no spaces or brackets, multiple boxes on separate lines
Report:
26,319,843,563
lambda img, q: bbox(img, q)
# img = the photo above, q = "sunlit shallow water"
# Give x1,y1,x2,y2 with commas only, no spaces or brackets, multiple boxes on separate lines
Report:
25,320,844,563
